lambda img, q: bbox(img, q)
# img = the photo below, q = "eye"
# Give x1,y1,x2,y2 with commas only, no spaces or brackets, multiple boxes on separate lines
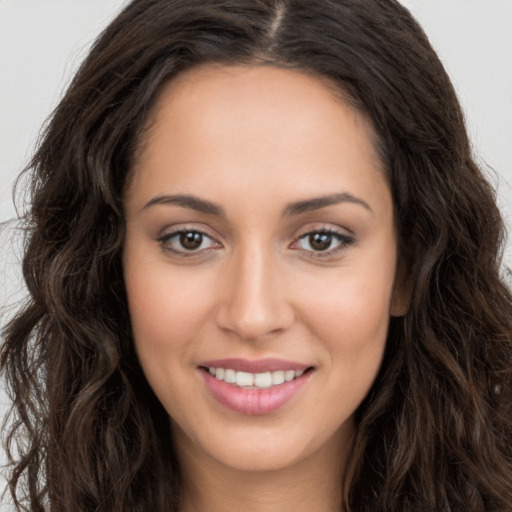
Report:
293,229,354,255
158,230,220,254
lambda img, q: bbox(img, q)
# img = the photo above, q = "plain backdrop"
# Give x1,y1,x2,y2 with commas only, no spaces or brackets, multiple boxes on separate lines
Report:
1,0,512,506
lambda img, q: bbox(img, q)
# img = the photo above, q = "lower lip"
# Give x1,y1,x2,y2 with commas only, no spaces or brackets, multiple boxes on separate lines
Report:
201,370,311,415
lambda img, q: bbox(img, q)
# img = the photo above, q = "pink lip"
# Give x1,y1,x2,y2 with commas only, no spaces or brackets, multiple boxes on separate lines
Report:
199,358,310,373
199,359,313,416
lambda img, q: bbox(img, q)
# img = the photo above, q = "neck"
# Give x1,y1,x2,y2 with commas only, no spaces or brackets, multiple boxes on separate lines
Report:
176,426,351,512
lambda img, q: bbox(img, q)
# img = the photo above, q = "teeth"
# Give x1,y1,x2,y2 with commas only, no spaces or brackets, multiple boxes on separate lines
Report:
284,370,295,382
236,371,254,387
207,367,307,388
272,370,285,385
224,368,236,383
254,372,272,388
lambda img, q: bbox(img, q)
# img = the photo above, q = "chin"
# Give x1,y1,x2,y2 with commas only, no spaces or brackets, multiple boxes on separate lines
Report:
171,413,353,475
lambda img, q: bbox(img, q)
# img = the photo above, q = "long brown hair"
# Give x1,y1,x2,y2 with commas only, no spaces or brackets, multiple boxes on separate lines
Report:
2,1,512,510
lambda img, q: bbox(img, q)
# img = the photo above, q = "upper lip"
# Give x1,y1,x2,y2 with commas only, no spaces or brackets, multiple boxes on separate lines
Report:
199,358,311,373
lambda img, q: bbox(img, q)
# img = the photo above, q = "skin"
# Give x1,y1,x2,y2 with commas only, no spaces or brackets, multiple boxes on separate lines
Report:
123,64,407,512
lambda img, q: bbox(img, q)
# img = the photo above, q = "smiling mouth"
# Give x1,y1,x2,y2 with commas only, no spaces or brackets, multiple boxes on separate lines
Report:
200,367,313,389
199,361,314,415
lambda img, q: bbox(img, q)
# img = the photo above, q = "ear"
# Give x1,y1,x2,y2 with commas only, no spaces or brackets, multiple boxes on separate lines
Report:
390,265,412,317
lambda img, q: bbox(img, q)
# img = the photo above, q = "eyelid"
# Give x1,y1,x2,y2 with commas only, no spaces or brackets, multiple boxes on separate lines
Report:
289,225,355,257
156,225,222,255
154,223,354,259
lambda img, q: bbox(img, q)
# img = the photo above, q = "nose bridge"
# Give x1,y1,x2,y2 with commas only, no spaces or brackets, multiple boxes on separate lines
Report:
216,239,293,340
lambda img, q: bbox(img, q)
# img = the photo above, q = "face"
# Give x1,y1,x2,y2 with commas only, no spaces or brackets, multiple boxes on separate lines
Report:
123,64,405,475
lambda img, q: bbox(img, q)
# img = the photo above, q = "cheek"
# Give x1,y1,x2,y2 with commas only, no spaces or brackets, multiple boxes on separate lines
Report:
123,263,214,419
297,254,395,372
326,279,391,340
308,275,392,418
313,285,390,374
123,253,215,366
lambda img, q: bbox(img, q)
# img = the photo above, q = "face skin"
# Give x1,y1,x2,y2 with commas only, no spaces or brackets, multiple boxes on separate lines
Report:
123,64,406,511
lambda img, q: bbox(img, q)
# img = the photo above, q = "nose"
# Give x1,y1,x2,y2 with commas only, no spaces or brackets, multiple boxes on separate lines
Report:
215,245,295,341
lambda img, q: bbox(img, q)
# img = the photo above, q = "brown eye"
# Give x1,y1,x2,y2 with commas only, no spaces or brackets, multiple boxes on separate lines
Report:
180,231,203,250
294,229,354,256
158,230,219,254
309,232,333,251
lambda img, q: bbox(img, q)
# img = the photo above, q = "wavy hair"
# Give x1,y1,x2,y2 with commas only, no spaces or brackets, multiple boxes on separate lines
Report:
2,0,512,510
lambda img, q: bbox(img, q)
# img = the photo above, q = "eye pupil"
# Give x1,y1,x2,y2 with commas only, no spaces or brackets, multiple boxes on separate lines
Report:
309,232,332,251
180,232,203,250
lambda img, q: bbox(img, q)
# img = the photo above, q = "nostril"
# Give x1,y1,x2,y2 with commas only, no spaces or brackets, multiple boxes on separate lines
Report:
214,301,295,341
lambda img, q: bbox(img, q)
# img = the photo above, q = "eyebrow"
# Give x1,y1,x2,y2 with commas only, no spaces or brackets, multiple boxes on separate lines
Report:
141,194,224,216
141,192,372,216
282,193,373,216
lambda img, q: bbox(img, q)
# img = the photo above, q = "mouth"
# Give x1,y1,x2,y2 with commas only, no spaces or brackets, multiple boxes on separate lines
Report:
200,366,312,389
198,358,314,415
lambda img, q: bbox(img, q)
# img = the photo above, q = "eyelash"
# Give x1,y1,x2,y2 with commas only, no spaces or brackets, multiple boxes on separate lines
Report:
157,227,354,258
157,229,220,255
291,229,355,258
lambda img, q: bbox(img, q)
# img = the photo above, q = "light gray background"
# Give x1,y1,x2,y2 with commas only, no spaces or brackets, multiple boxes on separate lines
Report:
1,0,512,507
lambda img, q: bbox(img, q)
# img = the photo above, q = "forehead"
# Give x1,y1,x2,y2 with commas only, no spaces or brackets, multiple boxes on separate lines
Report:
127,63,390,220
137,63,379,161
155,63,348,120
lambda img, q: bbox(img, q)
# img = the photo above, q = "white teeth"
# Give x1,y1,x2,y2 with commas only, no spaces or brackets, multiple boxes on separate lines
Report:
272,370,285,385
224,368,236,383
236,371,254,387
207,367,307,388
254,372,272,388
284,370,295,382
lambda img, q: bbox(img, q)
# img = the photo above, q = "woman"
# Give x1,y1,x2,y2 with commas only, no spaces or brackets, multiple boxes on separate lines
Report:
2,0,512,510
